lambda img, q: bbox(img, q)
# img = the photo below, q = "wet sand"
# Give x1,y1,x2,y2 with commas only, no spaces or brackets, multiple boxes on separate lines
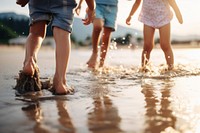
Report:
0,46,200,133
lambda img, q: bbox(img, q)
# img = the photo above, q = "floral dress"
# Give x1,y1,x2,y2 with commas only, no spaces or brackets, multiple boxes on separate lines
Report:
138,0,173,28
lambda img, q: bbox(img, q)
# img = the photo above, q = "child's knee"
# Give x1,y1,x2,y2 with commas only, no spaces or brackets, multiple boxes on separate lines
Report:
93,23,103,32
160,43,171,51
143,44,153,52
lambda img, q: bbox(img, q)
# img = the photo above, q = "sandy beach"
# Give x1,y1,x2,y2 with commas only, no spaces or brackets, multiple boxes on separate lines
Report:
0,45,200,133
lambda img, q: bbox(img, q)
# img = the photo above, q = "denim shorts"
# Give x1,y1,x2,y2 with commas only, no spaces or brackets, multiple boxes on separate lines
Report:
95,4,118,31
28,0,77,33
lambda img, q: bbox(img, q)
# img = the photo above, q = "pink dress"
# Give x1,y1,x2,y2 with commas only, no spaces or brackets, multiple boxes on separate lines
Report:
138,0,173,29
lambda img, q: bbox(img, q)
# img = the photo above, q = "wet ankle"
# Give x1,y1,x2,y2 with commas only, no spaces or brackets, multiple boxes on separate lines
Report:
168,64,174,70
92,51,98,54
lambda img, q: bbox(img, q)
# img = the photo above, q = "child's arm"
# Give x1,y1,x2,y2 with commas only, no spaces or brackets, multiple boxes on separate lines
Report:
75,0,84,16
85,0,95,11
168,0,183,24
82,0,96,25
126,0,141,25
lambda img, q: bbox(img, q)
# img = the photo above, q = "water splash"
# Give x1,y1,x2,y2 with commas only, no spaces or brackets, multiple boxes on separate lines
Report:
84,63,200,81
110,40,118,50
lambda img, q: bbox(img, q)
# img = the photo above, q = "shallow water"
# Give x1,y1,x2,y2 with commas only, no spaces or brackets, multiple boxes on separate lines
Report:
0,46,200,133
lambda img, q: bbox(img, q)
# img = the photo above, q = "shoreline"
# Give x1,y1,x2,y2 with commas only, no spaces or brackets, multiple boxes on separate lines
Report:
1,43,200,50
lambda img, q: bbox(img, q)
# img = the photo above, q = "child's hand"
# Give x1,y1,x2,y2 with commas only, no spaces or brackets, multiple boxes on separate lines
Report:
16,0,29,7
82,8,95,25
75,6,81,16
126,16,132,25
176,12,183,24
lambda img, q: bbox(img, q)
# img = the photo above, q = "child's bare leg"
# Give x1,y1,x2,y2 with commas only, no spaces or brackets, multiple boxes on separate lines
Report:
159,23,174,70
23,21,47,75
87,19,103,68
53,27,72,94
142,25,155,66
99,27,112,67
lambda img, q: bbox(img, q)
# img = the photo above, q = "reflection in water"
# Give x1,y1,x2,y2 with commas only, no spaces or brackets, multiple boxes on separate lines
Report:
141,79,176,133
21,102,48,133
2,47,200,133
22,100,75,133
18,62,200,133
56,100,75,133
87,76,122,133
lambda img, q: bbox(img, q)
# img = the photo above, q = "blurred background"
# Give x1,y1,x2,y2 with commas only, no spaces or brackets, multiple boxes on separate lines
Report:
0,0,200,48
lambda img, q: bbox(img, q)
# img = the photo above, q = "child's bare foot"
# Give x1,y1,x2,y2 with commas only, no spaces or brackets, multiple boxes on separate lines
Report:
52,78,74,95
139,65,151,73
87,52,98,68
168,64,174,71
23,58,37,76
99,60,104,68
14,58,42,96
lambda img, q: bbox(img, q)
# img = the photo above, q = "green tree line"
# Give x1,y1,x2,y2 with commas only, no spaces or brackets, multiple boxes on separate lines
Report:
0,17,53,44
